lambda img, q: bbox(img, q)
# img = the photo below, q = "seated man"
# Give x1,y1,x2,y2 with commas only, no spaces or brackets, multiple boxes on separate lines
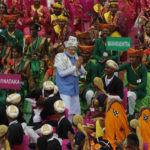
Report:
93,24,118,77
38,124,61,150
1,14,23,47
78,44,98,108
6,105,24,148
102,60,123,101
54,100,74,140
26,81,60,124
119,48,147,120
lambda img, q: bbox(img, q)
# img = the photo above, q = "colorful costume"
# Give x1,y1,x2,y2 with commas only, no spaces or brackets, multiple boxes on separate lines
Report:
23,5,51,37
25,36,48,89
139,107,150,150
119,48,148,113
78,45,98,110
64,0,83,32
93,37,118,77
104,100,129,149
103,1,126,37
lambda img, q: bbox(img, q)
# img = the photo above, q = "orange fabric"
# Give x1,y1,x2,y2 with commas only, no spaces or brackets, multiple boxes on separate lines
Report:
128,48,143,57
8,59,14,66
144,48,150,55
104,100,129,149
1,58,5,65
99,24,115,32
139,108,150,150
91,140,102,150
47,68,53,77
3,14,19,22
78,44,95,53
75,31,90,38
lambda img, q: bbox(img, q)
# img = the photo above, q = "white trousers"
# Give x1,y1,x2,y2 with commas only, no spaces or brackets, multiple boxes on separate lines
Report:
60,94,81,122
85,90,94,104
60,94,81,115
127,91,137,115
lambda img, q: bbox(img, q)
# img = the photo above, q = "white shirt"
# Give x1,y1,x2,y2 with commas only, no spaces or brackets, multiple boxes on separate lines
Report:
105,75,114,86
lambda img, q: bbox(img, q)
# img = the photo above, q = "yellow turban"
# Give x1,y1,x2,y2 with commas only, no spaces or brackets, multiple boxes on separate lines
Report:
58,14,68,21
73,114,90,150
6,105,19,119
6,93,21,104
53,2,63,9
106,60,118,70
0,125,8,137
54,85,59,95
54,100,65,113
41,124,53,135
43,81,54,91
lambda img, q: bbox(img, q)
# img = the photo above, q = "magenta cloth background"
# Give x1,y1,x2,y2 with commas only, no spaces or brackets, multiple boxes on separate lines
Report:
0,74,21,90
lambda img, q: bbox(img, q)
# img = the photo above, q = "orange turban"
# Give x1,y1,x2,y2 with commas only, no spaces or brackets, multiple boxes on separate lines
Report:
128,48,143,57
99,24,115,32
75,31,90,38
144,48,150,55
3,14,19,22
78,44,95,53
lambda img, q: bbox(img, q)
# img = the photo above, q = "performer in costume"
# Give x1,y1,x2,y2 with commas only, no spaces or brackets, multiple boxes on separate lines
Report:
103,0,126,37
0,14,23,47
104,99,129,149
93,0,107,23
139,107,150,150
64,0,83,32
143,48,150,71
78,44,98,110
72,114,90,150
7,45,33,98
54,100,74,139
51,2,63,35
0,2,7,32
6,105,24,148
138,21,150,49
119,48,147,120
93,24,118,77
0,125,11,150
56,14,74,44
54,36,85,122
25,23,48,89
39,124,61,150
23,0,51,37
103,60,123,101
0,35,11,73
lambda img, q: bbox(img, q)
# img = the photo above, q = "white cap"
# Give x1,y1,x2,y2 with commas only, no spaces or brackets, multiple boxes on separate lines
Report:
41,124,53,135
106,60,118,70
43,81,54,91
54,85,59,95
6,93,21,104
6,105,19,119
54,100,65,113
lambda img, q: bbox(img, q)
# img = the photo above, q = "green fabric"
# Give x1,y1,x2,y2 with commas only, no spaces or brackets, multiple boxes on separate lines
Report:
93,38,118,62
93,38,118,77
124,72,150,112
79,59,98,113
119,63,147,98
0,29,23,47
146,56,150,70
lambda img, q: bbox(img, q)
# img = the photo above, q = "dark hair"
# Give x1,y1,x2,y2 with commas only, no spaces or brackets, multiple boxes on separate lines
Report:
127,134,139,147
0,2,8,14
13,44,23,55
37,137,47,150
0,35,6,44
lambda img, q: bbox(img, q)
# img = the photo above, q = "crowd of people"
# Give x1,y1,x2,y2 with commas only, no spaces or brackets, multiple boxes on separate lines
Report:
0,0,150,149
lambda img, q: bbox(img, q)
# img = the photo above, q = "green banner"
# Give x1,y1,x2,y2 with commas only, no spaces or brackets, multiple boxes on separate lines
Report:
106,37,132,51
